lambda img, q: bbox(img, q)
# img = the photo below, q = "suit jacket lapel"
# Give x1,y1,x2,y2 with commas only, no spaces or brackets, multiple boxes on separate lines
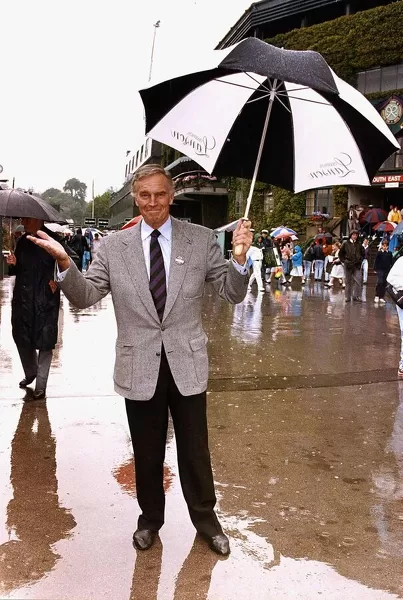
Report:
163,218,193,322
121,223,160,324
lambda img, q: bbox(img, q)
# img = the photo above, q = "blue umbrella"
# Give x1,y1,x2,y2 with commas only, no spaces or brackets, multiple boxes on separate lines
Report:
391,221,403,237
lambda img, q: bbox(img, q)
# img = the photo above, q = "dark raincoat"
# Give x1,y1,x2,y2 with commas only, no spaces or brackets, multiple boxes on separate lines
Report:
10,228,60,351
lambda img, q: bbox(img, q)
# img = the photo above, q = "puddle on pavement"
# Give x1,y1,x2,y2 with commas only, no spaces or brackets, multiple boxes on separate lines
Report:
1,279,403,598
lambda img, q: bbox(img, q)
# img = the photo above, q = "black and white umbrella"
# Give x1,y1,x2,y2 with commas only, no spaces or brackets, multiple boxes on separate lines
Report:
140,38,399,223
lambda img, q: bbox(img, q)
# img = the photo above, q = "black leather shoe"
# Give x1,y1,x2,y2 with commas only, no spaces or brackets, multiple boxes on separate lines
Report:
33,389,46,400
132,529,157,551
19,376,36,388
202,533,230,556
353,297,362,302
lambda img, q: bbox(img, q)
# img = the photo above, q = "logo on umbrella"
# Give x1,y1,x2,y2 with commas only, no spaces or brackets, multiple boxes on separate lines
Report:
309,153,355,181
171,130,216,158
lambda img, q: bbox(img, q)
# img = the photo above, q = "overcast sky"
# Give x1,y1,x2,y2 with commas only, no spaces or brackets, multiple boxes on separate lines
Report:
0,0,251,198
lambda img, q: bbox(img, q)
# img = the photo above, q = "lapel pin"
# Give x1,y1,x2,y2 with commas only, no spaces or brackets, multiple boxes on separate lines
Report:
175,256,185,265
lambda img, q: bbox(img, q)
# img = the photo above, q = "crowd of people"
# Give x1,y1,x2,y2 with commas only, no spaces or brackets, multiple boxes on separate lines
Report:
64,227,102,272
245,226,403,306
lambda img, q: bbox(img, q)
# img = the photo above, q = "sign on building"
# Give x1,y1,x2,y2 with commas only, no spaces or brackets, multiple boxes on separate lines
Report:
97,219,110,228
84,218,96,226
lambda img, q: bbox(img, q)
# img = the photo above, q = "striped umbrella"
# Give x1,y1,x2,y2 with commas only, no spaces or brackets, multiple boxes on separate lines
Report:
373,221,396,233
359,207,387,224
270,226,297,238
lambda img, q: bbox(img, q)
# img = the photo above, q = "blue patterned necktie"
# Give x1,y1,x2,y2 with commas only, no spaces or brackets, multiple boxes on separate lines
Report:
149,230,166,321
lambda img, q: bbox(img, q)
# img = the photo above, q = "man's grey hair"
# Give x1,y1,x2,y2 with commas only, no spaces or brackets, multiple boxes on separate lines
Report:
131,164,173,195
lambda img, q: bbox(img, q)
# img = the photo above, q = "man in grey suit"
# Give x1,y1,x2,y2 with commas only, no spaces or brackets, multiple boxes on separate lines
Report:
28,164,252,556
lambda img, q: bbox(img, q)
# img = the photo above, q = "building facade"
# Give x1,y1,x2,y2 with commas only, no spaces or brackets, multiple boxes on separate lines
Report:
216,0,403,222
110,141,230,230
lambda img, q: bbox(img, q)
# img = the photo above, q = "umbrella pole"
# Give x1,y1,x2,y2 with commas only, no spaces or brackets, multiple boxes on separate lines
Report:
234,80,277,257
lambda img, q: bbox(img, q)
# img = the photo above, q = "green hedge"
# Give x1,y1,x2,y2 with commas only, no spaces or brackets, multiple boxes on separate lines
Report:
267,2,403,84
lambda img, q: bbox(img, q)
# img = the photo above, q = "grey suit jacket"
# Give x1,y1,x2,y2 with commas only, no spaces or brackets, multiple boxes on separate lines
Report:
58,217,249,400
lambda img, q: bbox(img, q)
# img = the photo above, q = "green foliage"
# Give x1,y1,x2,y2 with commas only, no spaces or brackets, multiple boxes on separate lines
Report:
267,187,307,232
63,178,87,202
333,186,349,218
266,2,403,84
86,189,113,219
227,178,269,231
41,179,87,224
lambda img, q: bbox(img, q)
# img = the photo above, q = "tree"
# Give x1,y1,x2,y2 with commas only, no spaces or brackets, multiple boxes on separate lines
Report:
266,187,307,232
86,188,113,219
41,187,86,225
63,178,87,202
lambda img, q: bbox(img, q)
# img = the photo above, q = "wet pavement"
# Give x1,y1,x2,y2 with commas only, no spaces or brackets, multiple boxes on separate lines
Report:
1,275,403,599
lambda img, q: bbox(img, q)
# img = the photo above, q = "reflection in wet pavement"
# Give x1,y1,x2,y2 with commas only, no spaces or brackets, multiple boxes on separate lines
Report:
1,277,403,598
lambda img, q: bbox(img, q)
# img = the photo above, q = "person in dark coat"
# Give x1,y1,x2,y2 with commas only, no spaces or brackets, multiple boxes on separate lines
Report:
374,240,393,304
68,227,89,272
6,218,61,399
339,229,365,303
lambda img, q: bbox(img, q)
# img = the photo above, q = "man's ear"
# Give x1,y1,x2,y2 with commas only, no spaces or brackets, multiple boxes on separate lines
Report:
132,193,139,207
169,193,174,206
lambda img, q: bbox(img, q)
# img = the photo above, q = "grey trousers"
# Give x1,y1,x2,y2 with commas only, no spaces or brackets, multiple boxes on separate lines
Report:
16,345,53,390
345,267,362,301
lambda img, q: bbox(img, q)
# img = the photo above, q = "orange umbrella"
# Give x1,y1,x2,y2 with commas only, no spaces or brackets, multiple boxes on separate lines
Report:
121,215,142,230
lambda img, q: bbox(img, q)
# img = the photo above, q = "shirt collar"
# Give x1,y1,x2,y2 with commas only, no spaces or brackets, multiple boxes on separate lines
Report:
141,216,172,242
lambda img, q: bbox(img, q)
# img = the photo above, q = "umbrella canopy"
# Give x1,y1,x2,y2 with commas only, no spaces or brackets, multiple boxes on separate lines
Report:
391,221,403,237
270,226,297,238
0,189,67,223
315,232,333,241
214,219,240,233
359,207,388,224
140,38,399,199
120,215,142,230
45,223,72,234
373,221,397,233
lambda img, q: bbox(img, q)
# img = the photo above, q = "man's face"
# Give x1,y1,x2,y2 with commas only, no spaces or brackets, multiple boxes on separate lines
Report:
133,173,174,229
351,232,358,242
21,217,44,234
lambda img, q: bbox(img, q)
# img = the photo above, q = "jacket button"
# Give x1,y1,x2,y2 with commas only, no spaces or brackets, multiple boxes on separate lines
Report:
156,352,161,357
161,325,165,331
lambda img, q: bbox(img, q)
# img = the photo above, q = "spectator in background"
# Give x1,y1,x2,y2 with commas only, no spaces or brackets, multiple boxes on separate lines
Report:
374,240,393,304
91,233,102,258
362,238,369,284
280,242,291,279
69,228,89,273
323,242,333,283
339,229,365,303
388,206,402,224
260,229,273,283
288,245,304,285
6,218,61,399
247,242,265,293
303,241,315,282
326,242,345,288
313,241,325,281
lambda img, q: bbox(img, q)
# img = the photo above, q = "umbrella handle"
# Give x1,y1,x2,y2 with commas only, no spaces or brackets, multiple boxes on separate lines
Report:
233,80,277,257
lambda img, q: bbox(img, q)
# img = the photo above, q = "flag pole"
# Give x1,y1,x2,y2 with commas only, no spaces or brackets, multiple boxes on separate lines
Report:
234,80,277,256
